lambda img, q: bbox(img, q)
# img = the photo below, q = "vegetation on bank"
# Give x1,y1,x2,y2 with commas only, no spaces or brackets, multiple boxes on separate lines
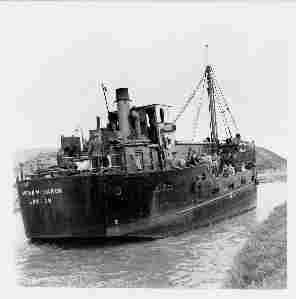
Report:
257,170,287,184
255,146,287,173
225,202,287,289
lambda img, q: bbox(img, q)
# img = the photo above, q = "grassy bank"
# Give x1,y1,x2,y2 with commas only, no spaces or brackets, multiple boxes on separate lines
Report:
255,146,287,172
225,202,287,289
257,169,287,184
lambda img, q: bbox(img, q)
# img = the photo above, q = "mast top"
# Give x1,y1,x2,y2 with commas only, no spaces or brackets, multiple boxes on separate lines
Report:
204,44,209,68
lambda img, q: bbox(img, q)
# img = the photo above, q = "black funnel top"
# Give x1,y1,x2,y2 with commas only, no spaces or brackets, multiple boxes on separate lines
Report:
116,88,131,102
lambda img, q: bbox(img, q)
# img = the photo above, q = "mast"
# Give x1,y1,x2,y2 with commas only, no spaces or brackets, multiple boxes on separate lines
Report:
174,44,238,144
205,64,218,143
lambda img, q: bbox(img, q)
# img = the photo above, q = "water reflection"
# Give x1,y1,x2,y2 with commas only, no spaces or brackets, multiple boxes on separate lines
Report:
15,182,286,288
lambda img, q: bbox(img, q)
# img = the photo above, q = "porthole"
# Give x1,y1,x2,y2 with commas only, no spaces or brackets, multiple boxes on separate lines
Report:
114,186,122,196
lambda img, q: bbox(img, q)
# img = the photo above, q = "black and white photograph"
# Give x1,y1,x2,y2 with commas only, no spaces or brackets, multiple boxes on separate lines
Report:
2,0,291,292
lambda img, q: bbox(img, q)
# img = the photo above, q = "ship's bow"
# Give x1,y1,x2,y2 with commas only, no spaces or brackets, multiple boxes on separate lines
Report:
17,175,106,240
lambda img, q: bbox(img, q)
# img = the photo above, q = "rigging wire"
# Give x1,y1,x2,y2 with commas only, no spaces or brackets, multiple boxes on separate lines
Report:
214,79,239,134
191,77,206,141
212,80,233,138
210,67,239,133
173,73,206,123
174,59,239,142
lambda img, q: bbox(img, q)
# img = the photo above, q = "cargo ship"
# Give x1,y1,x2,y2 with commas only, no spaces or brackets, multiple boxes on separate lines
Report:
16,50,257,240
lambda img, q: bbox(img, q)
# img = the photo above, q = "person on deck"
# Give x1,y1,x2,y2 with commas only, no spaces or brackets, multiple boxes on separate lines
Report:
200,153,212,172
232,133,241,151
186,147,193,162
167,151,182,169
222,163,230,177
187,149,199,166
233,133,241,145
88,131,102,169
228,163,235,176
192,150,199,165
212,153,219,176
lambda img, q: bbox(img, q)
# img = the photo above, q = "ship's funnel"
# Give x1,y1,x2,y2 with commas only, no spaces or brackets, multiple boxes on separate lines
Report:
116,88,131,139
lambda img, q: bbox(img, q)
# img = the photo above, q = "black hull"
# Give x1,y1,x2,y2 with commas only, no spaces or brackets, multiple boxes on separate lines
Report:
112,183,257,238
17,166,257,240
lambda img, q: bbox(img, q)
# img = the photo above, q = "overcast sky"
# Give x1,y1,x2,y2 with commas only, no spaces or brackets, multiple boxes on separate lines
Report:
1,2,291,158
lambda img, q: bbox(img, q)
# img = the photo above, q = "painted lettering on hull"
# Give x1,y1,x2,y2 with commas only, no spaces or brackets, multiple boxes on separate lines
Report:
22,188,63,197
21,187,63,206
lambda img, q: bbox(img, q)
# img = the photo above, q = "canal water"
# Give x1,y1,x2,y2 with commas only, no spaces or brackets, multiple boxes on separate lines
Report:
14,181,287,288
